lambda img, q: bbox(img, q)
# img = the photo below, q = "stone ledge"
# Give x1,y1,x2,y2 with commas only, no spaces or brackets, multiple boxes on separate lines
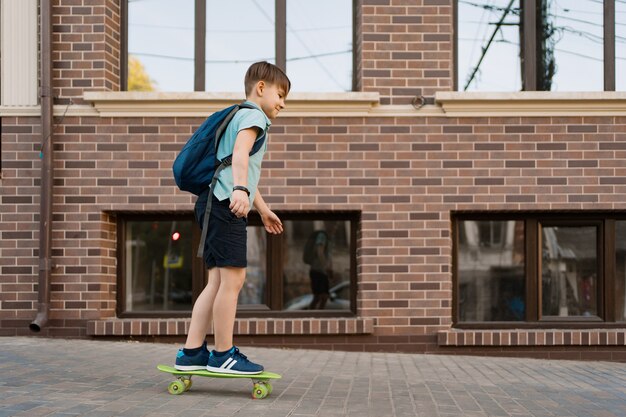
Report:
436,91,626,117
438,329,626,347
83,91,383,117
87,318,374,336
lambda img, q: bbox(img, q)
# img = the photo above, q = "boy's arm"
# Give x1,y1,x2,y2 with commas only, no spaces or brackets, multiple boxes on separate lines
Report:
254,191,283,234
229,127,259,217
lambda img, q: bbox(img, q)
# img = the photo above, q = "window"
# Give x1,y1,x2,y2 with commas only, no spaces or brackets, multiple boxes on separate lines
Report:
457,220,525,322
454,213,626,327
117,212,358,317
118,214,204,315
123,0,355,92
541,225,600,318
455,0,622,91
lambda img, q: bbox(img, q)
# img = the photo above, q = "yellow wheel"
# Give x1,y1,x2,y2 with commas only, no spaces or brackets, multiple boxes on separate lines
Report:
168,380,185,395
263,381,273,395
252,382,269,399
182,377,192,391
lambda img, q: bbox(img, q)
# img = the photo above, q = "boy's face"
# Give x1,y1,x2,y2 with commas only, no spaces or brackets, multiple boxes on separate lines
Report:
257,82,287,120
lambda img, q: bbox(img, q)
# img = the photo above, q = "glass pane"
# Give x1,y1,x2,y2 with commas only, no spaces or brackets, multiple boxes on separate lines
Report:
544,1,603,91
125,220,193,312
617,1,626,91
286,0,353,92
541,226,599,318
457,0,521,91
283,220,352,311
457,221,525,321
127,0,194,91
206,0,275,91
615,222,626,321
239,226,267,305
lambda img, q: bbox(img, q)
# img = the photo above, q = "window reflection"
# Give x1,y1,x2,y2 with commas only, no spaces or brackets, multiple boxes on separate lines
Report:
127,0,195,91
458,220,525,321
205,0,275,91
282,220,352,311
286,0,353,92
541,226,598,318
457,0,521,91
548,0,603,91
125,220,193,312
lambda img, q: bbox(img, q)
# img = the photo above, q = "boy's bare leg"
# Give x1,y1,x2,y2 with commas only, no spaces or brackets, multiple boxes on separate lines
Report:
184,267,221,349
213,266,246,352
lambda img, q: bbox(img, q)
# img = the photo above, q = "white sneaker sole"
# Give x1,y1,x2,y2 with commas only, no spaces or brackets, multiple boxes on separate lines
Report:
206,365,263,375
174,365,207,371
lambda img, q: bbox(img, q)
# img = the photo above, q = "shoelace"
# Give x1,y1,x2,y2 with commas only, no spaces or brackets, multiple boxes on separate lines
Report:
232,347,250,363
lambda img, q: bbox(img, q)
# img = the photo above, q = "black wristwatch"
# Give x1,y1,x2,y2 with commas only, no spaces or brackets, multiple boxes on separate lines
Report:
233,185,250,196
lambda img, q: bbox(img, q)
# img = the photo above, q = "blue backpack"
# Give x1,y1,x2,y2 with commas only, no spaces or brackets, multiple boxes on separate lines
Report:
172,102,266,257
172,102,265,195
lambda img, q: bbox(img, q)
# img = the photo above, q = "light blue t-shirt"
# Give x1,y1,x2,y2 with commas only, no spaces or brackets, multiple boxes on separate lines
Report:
213,101,271,205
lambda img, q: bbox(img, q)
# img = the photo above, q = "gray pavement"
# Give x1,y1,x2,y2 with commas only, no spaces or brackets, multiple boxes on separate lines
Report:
0,337,625,417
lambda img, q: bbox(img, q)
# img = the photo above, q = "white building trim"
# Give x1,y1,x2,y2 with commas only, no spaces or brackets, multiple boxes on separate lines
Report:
1,0,38,106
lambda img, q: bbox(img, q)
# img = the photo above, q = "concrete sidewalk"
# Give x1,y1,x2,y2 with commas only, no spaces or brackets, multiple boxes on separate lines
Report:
0,337,625,417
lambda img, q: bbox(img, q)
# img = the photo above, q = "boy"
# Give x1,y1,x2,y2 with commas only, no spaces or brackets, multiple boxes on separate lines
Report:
174,61,290,374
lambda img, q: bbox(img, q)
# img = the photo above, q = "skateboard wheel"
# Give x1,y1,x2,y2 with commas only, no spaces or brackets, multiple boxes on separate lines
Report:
252,383,269,399
263,381,273,395
168,380,185,395
182,377,192,391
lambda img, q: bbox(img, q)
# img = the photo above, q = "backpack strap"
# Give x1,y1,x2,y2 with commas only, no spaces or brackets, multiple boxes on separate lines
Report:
196,161,229,258
196,102,267,259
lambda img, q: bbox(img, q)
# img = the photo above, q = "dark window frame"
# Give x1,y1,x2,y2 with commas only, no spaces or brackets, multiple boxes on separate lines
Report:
452,211,626,329
453,0,617,91
116,212,205,318
116,210,360,318
121,0,359,92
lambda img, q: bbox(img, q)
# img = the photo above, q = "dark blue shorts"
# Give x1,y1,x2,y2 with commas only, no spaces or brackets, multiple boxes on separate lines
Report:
195,193,247,269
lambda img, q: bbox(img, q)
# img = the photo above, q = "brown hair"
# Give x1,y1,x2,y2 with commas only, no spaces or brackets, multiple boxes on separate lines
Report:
244,61,291,97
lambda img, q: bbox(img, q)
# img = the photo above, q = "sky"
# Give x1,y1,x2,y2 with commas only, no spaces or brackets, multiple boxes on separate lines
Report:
127,0,353,92
456,0,625,91
128,0,624,93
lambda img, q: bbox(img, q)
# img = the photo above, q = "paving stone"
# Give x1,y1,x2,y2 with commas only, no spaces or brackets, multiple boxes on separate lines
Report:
1,337,626,416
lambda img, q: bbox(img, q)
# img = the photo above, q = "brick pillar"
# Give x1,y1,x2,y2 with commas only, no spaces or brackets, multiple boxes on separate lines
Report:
360,0,453,105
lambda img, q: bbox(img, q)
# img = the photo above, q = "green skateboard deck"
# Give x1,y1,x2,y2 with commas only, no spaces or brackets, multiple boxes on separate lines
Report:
157,364,281,398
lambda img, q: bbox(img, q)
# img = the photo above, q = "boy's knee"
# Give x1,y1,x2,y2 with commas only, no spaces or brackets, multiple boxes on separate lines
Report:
219,267,246,290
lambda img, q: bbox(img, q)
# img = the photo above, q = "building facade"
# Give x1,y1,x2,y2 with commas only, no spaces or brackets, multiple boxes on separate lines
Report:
1,0,626,361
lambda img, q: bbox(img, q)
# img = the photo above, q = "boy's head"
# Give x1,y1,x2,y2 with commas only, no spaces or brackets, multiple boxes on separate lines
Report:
245,61,291,119
245,61,291,97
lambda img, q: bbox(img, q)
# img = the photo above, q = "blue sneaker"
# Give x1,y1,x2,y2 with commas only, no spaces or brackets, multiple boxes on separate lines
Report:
174,341,210,371
206,346,264,375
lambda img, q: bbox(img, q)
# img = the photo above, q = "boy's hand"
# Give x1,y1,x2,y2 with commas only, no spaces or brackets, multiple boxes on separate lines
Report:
230,189,250,217
261,210,283,234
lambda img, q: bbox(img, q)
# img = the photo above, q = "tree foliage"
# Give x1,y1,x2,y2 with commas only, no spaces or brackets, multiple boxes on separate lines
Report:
128,55,157,91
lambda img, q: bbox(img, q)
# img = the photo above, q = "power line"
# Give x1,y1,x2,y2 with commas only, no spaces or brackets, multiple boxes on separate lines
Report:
129,22,351,33
482,38,626,62
459,0,520,15
464,0,516,91
129,50,351,64
549,13,626,28
250,0,347,90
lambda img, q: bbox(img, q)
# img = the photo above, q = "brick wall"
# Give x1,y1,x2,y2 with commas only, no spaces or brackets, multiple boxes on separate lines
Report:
52,0,120,104
3,112,626,358
2,1,626,361
361,0,453,105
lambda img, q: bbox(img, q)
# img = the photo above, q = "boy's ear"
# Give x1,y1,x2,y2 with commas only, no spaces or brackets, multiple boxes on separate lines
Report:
256,80,266,96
